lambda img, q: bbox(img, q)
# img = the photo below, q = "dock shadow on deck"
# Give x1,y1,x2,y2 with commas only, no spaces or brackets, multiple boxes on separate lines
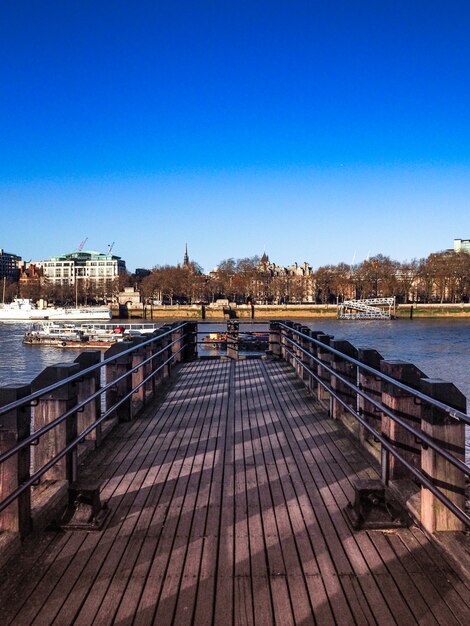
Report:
1,359,469,625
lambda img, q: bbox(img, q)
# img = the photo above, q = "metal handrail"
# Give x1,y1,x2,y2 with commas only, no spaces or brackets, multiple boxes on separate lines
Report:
278,322,470,425
0,344,186,515
0,331,185,467
0,322,186,418
281,343,470,528
276,322,470,528
281,333,470,477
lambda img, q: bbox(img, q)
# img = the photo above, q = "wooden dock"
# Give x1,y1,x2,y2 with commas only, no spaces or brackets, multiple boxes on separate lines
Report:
1,359,469,625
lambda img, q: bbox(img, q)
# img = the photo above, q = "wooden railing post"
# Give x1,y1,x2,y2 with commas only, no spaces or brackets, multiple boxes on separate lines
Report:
269,321,281,358
74,351,101,447
283,321,294,366
171,324,183,364
0,384,32,537
105,343,133,422
143,335,157,400
279,322,288,361
305,330,324,396
419,379,466,532
316,334,333,406
298,326,311,383
32,363,80,483
357,349,383,446
380,360,427,481
131,338,147,416
158,326,172,378
183,322,197,361
331,340,358,420
153,331,165,386
292,323,304,378
226,320,239,360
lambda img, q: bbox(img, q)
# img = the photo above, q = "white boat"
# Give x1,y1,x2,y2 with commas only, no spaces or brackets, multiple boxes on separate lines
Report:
23,321,160,348
0,298,112,321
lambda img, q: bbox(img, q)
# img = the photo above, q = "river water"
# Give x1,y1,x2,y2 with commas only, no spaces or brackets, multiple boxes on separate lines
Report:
1,318,469,455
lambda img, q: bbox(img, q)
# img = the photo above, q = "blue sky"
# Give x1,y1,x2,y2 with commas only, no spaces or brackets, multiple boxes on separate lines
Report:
1,1,470,272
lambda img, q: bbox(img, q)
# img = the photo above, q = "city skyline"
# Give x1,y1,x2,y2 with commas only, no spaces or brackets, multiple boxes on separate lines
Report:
1,2,470,271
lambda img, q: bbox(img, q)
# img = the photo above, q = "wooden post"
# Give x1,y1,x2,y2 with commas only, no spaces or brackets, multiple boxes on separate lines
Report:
331,340,358,420
158,326,172,377
226,320,239,360
317,334,333,406
131,338,146,416
143,336,156,400
292,323,303,377
105,343,133,422
298,326,311,383
183,322,197,361
269,321,281,358
31,363,80,483
357,348,383,446
74,351,101,446
380,360,426,481
419,378,466,532
171,324,183,364
153,332,165,386
305,330,324,396
282,321,294,366
0,385,32,537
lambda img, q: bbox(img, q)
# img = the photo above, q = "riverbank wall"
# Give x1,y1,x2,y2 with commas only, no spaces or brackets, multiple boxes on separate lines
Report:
113,303,470,320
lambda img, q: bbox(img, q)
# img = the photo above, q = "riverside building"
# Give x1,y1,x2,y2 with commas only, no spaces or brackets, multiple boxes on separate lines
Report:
0,248,21,280
454,238,470,254
33,250,126,289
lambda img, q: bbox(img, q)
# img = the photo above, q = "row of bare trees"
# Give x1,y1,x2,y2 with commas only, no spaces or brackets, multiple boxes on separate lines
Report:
132,251,470,305
5,250,470,306
5,277,123,306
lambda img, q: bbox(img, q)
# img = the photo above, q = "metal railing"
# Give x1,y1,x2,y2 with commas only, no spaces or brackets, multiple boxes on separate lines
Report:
0,321,196,536
273,321,470,531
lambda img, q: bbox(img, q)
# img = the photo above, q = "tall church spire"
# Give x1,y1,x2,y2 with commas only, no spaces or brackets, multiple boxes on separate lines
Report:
183,243,189,267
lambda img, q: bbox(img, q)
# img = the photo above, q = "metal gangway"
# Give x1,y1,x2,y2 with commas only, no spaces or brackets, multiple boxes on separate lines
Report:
337,297,396,319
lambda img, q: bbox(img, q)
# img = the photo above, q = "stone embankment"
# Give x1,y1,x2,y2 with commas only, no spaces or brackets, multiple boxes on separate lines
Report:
112,303,470,319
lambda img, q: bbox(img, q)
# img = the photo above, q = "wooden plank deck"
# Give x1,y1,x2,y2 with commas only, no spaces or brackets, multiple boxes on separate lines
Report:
1,359,470,625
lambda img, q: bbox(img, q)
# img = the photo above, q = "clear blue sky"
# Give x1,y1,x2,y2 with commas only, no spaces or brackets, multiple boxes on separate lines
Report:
1,1,470,272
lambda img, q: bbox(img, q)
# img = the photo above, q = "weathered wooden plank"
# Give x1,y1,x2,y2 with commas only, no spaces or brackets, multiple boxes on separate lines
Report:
53,361,213,626
1,358,469,626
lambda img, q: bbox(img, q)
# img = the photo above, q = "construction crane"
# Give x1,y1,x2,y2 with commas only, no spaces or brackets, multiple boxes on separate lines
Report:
77,237,88,251
107,241,115,254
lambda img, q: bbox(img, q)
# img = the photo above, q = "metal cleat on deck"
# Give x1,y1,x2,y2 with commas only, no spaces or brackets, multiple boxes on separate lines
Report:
344,479,410,531
58,481,110,531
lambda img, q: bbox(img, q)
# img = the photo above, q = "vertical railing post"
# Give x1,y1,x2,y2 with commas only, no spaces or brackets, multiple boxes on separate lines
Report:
32,363,80,483
380,360,426,481
280,322,288,361
153,331,165,386
357,349,384,447
143,335,156,400
131,338,147,416
419,379,466,532
226,320,239,360
0,385,32,538
316,334,333,407
293,323,304,378
305,330,324,397
269,321,281,358
171,323,183,364
158,326,172,378
183,322,197,361
283,321,294,366
74,351,102,448
330,340,358,421
298,326,311,383
105,343,133,422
